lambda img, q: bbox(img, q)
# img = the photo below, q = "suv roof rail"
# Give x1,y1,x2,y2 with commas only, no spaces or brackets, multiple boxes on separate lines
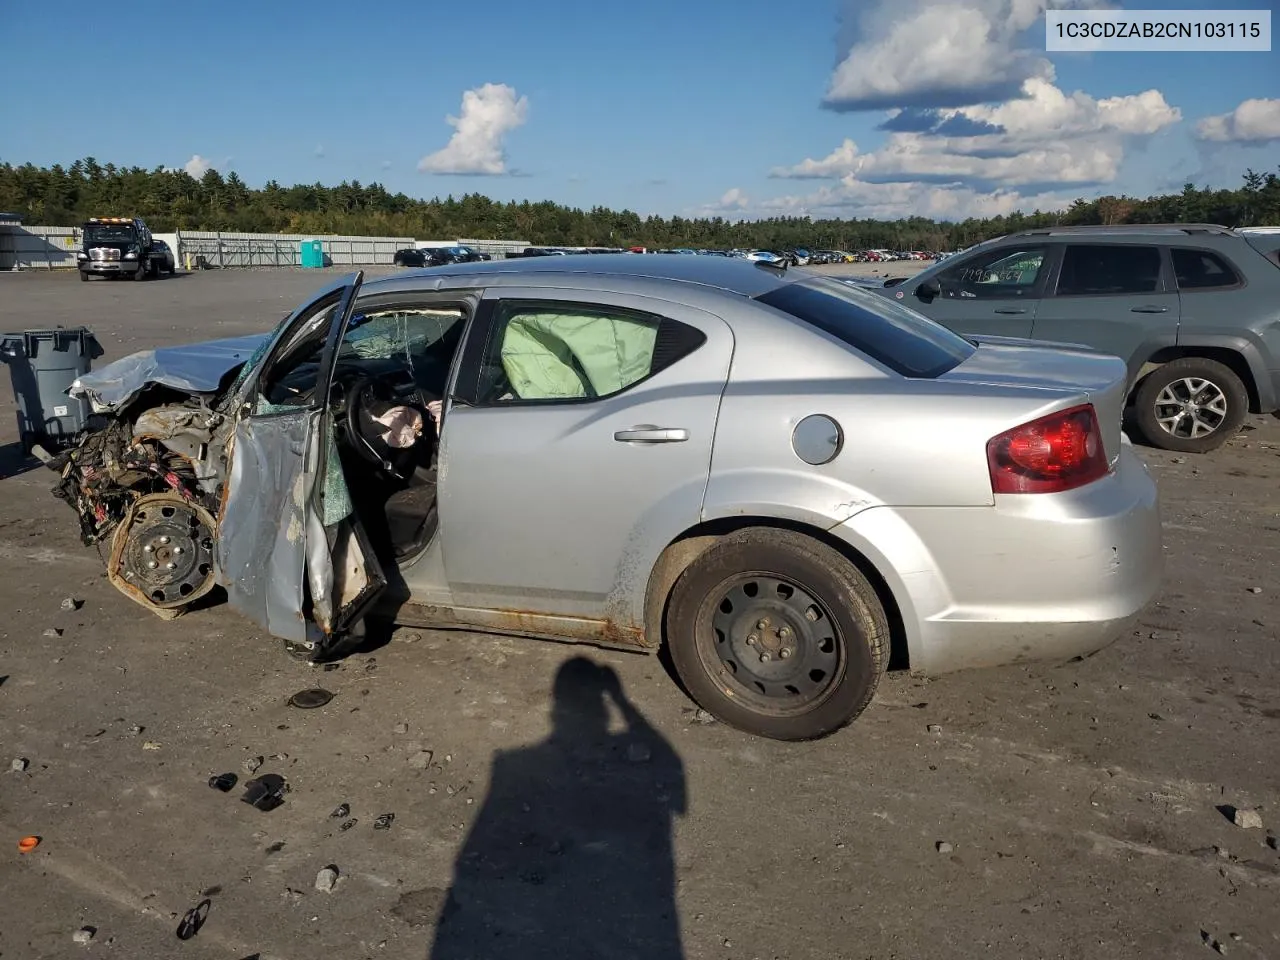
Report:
1009,223,1237,238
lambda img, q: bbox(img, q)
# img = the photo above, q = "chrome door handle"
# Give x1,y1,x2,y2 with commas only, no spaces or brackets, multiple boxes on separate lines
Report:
993,307,1027,314
614,426,689,443
1130,305,1169,313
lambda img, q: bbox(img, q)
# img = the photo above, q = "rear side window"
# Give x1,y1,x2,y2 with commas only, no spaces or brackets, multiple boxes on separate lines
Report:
756,279,975,379
1171,248,1241,290
1055,245,1162,296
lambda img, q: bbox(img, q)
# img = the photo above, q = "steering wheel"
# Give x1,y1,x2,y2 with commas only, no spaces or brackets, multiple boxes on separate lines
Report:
342,376,436,480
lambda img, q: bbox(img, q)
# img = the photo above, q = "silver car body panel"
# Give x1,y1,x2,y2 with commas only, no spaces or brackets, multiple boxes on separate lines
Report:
58,257,1162,674
70,334,270,412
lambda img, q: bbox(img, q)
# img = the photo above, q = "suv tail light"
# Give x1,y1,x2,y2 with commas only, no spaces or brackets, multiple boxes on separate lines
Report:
987,404,1110,494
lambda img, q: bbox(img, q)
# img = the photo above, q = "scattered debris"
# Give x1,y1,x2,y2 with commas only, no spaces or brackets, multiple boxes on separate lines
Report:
243,756,264,775
393,722,409,734
241,774,287,812
315,865,340,893
692,709,717,725
339,819,358,832
1234,807,1264,830
1230,933,1242,942
936,841,953,854
18,835,40,854
10,757,29,772
126,724,144,737
373,813,395,831
142,741,163,751
1171,456,1187,464
626,742,652,763
208,773,238,792
288,688,335,710
1202,930,1226,954
282,887,304,902
175,900,210,941
1247,586,1263,594
322,662,341,672
330,803,350,820
408,750,435,770
43,628,63,638
72,927,96,945
60,597,81,611
927,724,943,735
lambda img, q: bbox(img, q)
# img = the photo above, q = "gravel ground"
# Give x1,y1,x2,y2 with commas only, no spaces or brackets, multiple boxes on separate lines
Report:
0,267,1277,960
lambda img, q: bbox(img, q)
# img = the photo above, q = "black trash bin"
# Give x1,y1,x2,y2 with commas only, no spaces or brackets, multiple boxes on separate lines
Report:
0,327,104,453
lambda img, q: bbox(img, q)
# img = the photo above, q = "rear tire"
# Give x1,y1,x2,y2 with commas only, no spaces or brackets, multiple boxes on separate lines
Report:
665,528,888,741
79,271,89,282
1134,357,1247,453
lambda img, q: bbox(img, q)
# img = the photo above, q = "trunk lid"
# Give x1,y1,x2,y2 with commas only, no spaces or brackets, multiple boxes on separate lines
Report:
941,335,1129,463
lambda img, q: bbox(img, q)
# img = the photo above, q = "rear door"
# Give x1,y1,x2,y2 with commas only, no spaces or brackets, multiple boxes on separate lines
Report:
1030,242,1178,377
897,243,1050,338
218,271,387,645
437,286,732,621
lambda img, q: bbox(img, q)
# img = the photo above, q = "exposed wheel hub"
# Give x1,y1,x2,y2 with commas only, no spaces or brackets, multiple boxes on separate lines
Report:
108,493,217,614
1154,377,1227,440
709,575,840,706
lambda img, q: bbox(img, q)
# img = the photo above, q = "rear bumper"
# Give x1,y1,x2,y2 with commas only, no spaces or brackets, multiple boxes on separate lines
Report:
832,443,1163,675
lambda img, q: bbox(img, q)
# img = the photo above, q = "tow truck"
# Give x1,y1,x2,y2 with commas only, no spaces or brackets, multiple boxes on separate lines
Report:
77,217,173,281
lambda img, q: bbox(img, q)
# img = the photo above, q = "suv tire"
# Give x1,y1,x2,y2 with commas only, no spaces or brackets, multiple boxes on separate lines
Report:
1134,357,1248,453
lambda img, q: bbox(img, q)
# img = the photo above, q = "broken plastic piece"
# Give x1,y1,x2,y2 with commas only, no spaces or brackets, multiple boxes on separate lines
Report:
287,688,335,709
208,773,238,792
339,818,358,831
241,774,286,812
373,813,395,831
17,835,41,854
176,899,211,940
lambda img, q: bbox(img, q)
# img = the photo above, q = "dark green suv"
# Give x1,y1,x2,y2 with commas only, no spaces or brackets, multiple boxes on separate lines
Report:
873,224,1280,453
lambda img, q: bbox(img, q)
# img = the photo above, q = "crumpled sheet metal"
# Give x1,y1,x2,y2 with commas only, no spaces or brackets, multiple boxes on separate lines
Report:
70,334,271,412
216,410,316,643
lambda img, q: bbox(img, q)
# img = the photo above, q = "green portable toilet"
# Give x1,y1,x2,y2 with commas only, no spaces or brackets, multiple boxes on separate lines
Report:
300,239,324,268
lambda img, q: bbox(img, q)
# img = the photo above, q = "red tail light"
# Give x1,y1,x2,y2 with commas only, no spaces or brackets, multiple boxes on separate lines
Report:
987,404,1110,494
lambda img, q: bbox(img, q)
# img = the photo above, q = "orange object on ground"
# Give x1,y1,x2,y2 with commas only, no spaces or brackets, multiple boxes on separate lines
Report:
17,836,40,854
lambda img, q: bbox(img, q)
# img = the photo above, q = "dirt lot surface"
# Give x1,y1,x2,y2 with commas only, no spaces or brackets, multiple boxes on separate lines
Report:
1,267,1277,960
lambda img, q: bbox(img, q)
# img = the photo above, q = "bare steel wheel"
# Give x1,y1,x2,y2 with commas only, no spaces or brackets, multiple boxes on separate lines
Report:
107,493,217,618
1134,357,1247,454
666,528,888,741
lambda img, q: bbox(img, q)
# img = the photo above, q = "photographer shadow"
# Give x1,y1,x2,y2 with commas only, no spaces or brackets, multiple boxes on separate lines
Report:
429,656,687,960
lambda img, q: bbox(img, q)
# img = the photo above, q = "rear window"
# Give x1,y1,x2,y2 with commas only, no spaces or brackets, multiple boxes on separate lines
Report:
1171,248,1242,289
755,278,975,378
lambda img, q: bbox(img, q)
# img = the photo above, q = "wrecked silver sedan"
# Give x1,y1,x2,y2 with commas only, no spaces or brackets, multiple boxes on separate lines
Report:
47,258,1162,741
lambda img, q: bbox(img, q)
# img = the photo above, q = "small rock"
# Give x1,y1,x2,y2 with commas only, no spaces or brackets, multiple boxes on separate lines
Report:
722,939,732,948
1171,456,1187,464
43,628,63,638
408,750,435,770
1247,586,1263,595
1233,807,1264,830
331,803,350,819
60,597,81,611
373,813,395,830
393,722,409,735
927,724,943,735
141,741,162,751
243,755,264,774
1230,933,1242,942
936,841,953,854
271,753,289,761
126,724,144,736
315,865,339,893
282,887,304,902
1267,835,1278,850
692,709,716,725
72,927,95,944
340,818,358,831
10,757,29,772
626,742,652,763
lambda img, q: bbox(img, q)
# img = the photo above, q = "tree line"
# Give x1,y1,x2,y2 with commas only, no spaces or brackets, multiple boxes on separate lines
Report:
1,158,1277,251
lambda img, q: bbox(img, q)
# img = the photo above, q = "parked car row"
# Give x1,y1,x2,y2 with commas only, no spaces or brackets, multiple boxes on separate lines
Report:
392,245,493,267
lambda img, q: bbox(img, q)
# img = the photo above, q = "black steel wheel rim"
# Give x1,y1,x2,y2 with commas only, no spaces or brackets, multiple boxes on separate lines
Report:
699,572,845,715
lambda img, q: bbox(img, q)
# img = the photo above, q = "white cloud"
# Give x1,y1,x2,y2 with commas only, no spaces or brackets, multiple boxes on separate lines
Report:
755,177,1075,221
773,79,1180,189
315,144,326,159
418,83,529,176
719,188,749,209
1195,98,1280,144
183,154,214,177
824,0,1114,110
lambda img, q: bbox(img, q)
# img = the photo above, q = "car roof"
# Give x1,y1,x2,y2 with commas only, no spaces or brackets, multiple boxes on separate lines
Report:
365,252,799,298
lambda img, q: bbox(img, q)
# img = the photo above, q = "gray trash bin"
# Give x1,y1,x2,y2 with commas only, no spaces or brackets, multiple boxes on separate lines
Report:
1,327,104,453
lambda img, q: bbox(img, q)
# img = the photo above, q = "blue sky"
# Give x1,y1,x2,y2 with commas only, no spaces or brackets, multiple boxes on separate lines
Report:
3,0,1277,221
